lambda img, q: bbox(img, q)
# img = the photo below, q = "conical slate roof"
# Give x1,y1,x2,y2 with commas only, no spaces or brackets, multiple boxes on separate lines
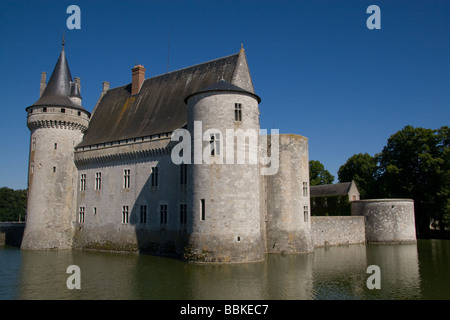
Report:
28,44,87,112
184,78,261,103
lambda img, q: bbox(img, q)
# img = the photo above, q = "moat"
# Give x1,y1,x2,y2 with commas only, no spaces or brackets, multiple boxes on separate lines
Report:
1,239,449,300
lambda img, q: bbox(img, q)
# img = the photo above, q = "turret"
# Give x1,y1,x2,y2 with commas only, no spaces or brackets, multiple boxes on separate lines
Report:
21,40,90,250
184,79,264,262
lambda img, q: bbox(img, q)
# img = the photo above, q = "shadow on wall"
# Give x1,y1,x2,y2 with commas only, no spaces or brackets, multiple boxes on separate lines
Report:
0,223,25,247
129,143,192,259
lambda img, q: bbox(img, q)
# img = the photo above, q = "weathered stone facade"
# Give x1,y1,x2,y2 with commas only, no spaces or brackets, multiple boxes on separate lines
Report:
22,43,417,262
351,199,417,243
311,216,366,247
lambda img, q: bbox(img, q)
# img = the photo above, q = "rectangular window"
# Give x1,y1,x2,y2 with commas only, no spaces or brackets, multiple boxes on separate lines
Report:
61,108,66,113
302,182,308,197
95,172,102,190
79,207,85,223
151,166,158,187
32,137,36,150
54,143,57,150
200,199,205,221
123,169,130,189
180,164,187,185
180,204,187,225
80,174,86,191
43,107,47,112
209,133,220,156
122,206,129,224
93,207,97,215
235,103,242,121
52,166,56,173
140,205,147,224
160,204,168,224
303,206,309,223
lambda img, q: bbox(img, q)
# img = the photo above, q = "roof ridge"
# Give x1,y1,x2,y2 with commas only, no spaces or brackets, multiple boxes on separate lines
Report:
148,52,239,80
105,52,240,92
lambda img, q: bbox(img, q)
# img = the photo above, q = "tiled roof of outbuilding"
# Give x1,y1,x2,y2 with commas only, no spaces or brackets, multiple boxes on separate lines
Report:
310,182,353,197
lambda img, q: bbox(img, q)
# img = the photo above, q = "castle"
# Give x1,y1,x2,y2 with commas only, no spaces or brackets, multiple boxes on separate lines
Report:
21,41,417,263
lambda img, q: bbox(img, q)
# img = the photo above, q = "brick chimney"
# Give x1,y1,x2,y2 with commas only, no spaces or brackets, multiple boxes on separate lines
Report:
131,64,146,95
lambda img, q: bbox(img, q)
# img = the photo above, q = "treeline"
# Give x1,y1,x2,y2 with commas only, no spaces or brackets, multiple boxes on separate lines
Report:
311,125,449,237
0,187,27,222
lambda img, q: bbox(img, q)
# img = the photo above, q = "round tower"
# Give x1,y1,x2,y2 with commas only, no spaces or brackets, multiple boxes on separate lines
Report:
266,134,313,254
21,42,90,250
351,199,417,243
184,79,264,262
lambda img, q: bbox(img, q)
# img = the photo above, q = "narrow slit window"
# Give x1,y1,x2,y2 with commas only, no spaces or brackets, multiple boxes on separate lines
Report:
200,199,205,221
122,206,129,224
303,206,309,222
95,172,102,190
160,204,168,224
302,182,308,197
151,166,159,187
80,174,86,191
209,133,220,156
235,103,242,121
79,207,85,223
123,169,130,189
140,205,147,224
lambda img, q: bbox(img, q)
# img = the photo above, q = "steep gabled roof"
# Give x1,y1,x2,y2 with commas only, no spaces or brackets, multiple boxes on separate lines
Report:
28,44,87,112
77,48,255,148
310,182,353,197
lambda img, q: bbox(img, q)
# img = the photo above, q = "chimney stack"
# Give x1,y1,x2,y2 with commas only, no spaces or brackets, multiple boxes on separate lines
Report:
131,64,146,95
74,77,81,93
102,81,110,94
40,72,47,97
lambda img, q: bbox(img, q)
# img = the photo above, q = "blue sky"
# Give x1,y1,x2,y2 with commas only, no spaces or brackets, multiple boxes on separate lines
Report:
1,0,449,190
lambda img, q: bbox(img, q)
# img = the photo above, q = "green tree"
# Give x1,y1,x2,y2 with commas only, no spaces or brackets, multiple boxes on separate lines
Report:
309,160,335,186
0,187,27,222
337,153,379,199
377,125,450,236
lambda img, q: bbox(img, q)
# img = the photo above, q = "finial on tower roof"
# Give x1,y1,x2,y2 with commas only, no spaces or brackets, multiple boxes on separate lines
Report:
62,32,65,48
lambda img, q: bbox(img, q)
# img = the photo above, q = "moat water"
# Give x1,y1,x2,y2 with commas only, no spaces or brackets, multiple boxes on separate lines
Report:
0,240,449,300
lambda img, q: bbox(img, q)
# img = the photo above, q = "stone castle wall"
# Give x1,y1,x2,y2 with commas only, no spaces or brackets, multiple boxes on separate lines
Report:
311,216,366,247
74,139,186,254
266,134,313,254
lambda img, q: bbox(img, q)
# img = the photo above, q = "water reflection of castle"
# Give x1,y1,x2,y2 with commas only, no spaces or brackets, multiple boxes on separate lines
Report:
17,244,422,299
